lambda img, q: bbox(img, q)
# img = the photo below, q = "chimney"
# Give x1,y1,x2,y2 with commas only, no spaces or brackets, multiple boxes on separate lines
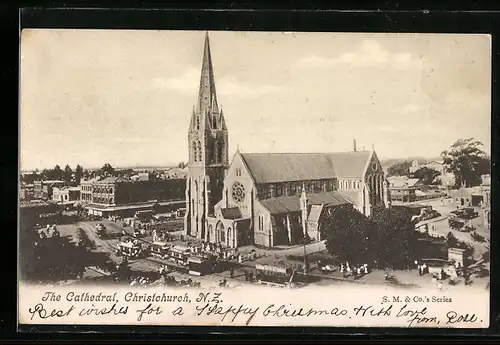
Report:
353,139,357,152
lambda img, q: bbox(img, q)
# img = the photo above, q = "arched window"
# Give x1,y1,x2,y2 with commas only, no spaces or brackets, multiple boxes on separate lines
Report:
192,141,198,162
196,141,202,162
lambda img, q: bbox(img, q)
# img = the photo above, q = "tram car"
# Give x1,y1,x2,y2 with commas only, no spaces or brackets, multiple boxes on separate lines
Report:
255,263,296,287
149,241,171,260
188,253,218,276
168,245,191,266
116,241,143,259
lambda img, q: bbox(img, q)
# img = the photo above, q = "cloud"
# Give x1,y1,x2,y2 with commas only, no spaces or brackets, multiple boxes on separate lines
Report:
151,67,199,94
152,68,286,99
218,77,286,99
295,39,418,70
402,104,426,113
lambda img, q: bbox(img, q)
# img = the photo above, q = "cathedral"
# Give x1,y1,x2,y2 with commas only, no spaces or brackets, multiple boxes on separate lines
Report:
184,33,390,248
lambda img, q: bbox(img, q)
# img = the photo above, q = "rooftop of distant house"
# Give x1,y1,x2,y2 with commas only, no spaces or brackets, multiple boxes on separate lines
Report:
387,176,421,188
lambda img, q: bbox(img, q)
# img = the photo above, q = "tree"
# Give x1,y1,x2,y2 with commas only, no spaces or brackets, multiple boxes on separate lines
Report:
410,167,440,185
370,206,418,270
83,169,90,180
63,165,73,183
387,161,412,177
41,168,50,180
52,165,63,180
178,162,187,169
75,164,84,184
322,207,376,265
100,163,115,176
441,138,487,187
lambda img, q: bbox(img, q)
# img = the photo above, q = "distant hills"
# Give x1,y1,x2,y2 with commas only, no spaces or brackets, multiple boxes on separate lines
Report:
379,156,442,173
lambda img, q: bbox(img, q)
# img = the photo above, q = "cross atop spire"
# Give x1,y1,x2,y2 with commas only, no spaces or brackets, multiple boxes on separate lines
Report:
197,32,218,115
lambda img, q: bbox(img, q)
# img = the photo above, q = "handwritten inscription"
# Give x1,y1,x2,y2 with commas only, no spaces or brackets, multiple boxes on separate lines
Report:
28,303,75,320
25,290,485,327
446,311,478,324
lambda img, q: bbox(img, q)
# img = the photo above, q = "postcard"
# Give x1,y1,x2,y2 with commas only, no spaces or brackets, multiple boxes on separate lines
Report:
19,29,491,328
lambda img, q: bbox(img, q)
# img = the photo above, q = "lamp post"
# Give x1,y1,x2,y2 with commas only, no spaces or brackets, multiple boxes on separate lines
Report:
303,235,308,275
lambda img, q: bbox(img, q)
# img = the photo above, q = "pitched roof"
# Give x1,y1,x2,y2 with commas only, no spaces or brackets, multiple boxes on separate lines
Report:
97,176,131,183
240,151,371,184
221,207,243,220
337,190,361,205
329,151,372,178
388,176,421,188
259,191,350,215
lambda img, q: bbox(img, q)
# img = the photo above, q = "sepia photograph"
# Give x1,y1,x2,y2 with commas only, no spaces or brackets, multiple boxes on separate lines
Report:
18,29,491,328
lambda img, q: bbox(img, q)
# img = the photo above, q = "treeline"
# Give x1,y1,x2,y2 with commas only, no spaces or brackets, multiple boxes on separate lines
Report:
21,163,132,185
21,164,85,185
386,138,491,188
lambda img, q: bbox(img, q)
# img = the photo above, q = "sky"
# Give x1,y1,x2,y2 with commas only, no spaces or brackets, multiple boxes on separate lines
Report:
20,30,492,171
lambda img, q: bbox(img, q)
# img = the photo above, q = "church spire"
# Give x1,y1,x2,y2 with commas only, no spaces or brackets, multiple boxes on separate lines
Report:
197,32,218,115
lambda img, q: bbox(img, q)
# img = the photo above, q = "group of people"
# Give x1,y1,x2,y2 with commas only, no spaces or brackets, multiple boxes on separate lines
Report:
415,261,430,276
340,262,370,279
151,230,176,243
108,215,124,223
129,276,152,287
38,224,60,239
161,272,201,287
198,241,259,263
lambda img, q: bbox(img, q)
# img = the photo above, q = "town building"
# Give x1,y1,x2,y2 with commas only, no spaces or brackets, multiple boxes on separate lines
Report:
52,186,81,205
449,174,490,229
481,174,491,229
33,180,66,200
409,159,454,187
388,176,446,203
19,183,35,201
80,175,185,217
183,33,390,248
387,177,422,203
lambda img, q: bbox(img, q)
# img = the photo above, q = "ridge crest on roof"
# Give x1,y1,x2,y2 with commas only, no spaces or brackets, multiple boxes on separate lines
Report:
240,151,371,183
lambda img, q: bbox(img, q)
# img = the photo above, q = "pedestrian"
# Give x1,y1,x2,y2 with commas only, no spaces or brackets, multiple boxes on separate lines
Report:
244,271,248,281
238,254,242,264
363,264,368,275
340,263,344,273
230,268,234,278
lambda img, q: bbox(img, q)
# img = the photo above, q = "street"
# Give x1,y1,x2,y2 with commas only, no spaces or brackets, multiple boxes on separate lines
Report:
48,210,489,292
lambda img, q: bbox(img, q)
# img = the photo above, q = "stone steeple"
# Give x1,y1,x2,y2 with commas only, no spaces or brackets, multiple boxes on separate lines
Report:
185,32,229,241
197,32,219,116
